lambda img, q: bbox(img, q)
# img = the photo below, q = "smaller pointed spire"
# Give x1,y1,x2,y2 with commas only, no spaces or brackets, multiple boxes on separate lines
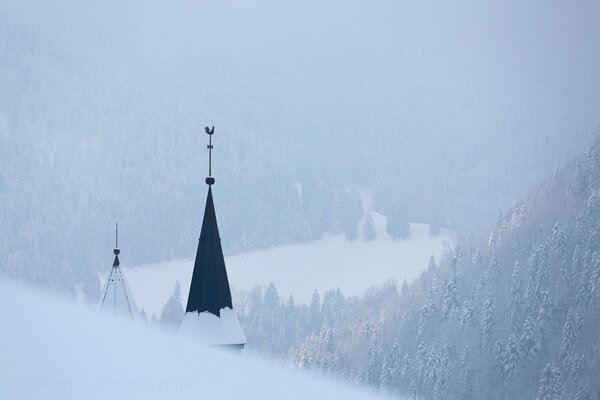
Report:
113,221,120,267
97,223,139,320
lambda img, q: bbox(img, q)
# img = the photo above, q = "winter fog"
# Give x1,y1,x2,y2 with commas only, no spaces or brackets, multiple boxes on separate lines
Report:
1,0,600,399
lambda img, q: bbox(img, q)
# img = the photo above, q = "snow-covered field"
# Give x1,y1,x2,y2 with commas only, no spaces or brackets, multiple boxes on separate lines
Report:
122,222,454,318
0,279,384,400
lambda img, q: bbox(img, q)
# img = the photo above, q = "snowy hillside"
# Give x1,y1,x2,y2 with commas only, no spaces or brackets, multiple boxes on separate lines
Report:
0,278,386,400
121,222,454,317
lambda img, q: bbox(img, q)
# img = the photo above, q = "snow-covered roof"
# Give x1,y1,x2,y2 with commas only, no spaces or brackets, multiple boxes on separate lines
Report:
179,307,247,346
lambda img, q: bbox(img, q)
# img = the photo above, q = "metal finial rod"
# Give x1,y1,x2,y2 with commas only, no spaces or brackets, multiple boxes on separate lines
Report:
209,134,212,176
205,126,215,185
113,222,120,256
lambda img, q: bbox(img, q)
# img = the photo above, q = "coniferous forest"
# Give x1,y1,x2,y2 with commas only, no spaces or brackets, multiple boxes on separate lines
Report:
234,139,600,400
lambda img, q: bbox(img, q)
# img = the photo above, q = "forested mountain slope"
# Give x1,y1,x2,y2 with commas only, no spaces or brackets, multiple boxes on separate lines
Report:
238,138,600,400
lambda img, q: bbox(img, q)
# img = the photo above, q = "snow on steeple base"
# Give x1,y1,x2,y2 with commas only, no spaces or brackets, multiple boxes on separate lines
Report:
179,307,246,351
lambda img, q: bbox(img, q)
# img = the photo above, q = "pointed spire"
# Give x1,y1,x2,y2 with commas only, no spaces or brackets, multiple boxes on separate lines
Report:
113,221,120,267
97,223,139,320
185,186,233,316
181,126,246,348
186,126,233,316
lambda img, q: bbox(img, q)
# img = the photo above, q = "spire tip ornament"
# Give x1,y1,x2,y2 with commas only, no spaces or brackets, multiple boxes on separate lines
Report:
205,126,215,185
113,221,120,255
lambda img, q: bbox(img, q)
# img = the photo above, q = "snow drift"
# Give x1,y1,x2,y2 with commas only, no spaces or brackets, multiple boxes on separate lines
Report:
0,278,383,400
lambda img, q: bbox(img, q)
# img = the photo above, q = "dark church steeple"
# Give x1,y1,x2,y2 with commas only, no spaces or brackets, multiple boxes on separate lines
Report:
185,125,233,316
181,127,246,349
185,184,234,316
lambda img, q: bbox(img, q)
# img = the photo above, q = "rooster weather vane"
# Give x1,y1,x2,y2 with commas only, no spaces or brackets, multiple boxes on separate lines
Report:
205,126,215,186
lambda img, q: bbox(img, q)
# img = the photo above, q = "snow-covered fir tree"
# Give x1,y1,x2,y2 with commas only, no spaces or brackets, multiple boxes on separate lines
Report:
160,281,184,329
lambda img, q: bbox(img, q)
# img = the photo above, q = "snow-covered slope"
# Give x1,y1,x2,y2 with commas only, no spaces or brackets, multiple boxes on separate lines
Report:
123,223,454,318
0,279,385,400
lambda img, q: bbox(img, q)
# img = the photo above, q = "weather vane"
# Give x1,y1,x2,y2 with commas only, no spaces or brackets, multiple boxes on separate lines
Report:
205,126,215,185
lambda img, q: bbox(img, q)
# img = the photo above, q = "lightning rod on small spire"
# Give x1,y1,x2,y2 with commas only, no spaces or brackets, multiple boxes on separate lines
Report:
114,222,120,257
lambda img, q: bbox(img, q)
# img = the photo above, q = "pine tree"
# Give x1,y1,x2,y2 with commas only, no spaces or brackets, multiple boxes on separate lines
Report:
537,364,553,400
316,327,338,375
309,289,321,331
380,341,401,391
367,336,381,387
419,270,439,340
520,317,541,365
460,346,473,400
489,255,501,283
572,383,590,400
442,280,459,320
569,355,586,381
559,259,572,291
462,368,474,400
400,352,412,382
588,254,600,307
139,309,148,324
504,335,519,383
460,297,475,328
321,288,344,328
416,341,427,384
510,261,523,327
559,309,581,373
294,343,313,370
482,296,495,343
538,290,556,327
538,290,557,352
418,295,437,340
435,344,450,400
160,281,184,329
494,340,506,381
527,244,548,312
537,363,565,400
451,245,464,276
551,366,565,400
409,380,418,400
264,282,281,309
363,210,377,242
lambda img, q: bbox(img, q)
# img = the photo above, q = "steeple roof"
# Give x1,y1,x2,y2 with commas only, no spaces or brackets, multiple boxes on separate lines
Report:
180,126,246,348
185,186,233,316
97,225,139,320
